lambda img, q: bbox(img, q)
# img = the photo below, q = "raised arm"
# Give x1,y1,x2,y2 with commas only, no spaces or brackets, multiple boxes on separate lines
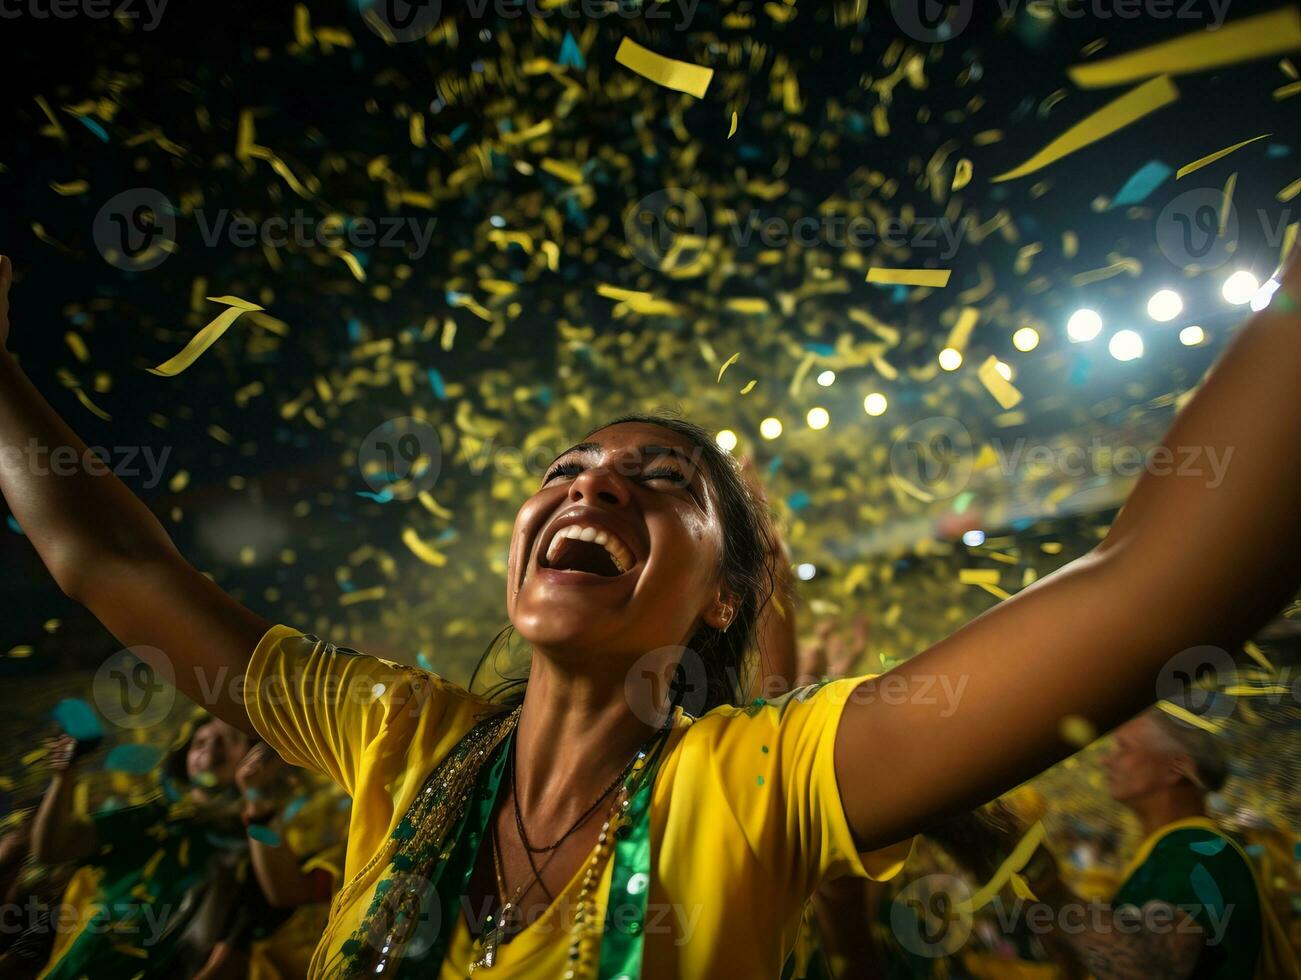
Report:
837,254,1301,850
0,256,268,733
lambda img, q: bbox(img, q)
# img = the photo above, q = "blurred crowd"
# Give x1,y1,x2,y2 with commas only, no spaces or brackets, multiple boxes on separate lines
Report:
2,611,1298,979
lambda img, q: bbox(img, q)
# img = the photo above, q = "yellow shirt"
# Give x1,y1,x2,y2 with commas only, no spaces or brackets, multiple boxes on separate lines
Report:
246,625,906,979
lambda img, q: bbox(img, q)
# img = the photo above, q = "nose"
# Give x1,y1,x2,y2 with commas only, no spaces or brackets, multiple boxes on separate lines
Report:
567,464,632,508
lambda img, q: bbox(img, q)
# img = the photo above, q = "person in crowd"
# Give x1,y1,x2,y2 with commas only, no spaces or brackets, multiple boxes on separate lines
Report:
935,707,1299,979
1,240,1299,979
29,718,281,979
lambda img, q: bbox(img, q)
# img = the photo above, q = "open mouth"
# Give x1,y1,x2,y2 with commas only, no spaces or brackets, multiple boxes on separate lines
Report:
539,523,635,578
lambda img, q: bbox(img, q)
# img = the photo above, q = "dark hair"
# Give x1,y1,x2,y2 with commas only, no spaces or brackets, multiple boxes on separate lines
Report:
1150,708,1229,793
471,411,779,715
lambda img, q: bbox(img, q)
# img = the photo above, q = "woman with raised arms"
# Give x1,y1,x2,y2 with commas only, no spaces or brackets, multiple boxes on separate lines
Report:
1,251,1298,979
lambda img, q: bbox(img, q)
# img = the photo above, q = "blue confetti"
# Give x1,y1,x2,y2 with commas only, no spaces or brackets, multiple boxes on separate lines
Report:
105,744,164,774
416,652,434,671
52,699,104,741
558,30,585,69
1190,837,1228,857
247,824,283,847
449,123,469,143
6,515,22,535
356,489,394,503
427,367,447,400
77,116,109,142
347,318,363,343
1109,160,1172,208
787,490,811,511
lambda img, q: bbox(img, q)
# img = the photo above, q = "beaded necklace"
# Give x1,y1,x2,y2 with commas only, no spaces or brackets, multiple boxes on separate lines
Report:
326,705,672,979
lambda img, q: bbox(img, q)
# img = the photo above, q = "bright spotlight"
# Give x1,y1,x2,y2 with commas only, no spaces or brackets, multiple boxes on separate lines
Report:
796,563,817,581
1066,309,1103,343
1179,325,1205,347
816,370,836,387
1109,330,1144,361
1221,271,1259,306
962,529,986,547
716,429,738,452
759,417,783,440
863,392,888,417
807,407,830,430
938,347,963,371
1012,326,1040,352
1146,289,1183,322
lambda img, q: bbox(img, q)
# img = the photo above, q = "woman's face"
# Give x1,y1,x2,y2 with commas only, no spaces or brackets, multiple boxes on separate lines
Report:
186,719,252,788
507,422,734,671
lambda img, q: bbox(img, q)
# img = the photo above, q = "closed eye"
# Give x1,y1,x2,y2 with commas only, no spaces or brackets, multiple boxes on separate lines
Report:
542,461,583,484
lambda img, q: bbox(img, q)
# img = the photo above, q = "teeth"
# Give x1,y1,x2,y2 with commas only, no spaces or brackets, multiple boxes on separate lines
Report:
543,523,633,573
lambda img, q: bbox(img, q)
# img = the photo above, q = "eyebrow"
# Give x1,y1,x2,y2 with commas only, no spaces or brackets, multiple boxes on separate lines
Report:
547,443,702,474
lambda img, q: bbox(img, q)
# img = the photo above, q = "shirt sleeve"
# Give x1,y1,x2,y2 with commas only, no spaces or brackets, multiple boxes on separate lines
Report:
243,624,479,798
692,676,910,896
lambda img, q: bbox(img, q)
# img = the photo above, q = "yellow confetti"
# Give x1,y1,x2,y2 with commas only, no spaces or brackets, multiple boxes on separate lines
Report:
1219,172,1237,235
977,355,1023,410
148,297,266,377
7,646,34,659
945,307,979,354
951,158,973,191
1177,133,1271,179
614,38,713,98
402,528,448,567
1069,9,1301,88
993,76,1179,182
716,352,740,383
727,111,738,138
738,379,757,395
340,586,386,606
540,158,584,185
65,332,90,362
1060,715,1097,747
866,268,951,288
49,179,89,196
1157,700,1222,733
